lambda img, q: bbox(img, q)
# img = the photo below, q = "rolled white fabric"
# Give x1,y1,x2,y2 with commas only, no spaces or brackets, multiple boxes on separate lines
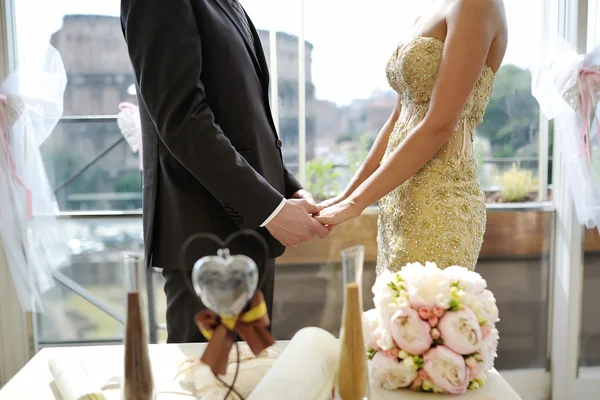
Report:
247,327,339,400
48,356,106,400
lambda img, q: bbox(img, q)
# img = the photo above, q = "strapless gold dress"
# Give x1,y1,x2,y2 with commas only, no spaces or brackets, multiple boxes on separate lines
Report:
377,36,495,273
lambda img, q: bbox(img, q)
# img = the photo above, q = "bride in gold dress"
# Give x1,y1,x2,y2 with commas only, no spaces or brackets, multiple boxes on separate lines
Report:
316,0,508,273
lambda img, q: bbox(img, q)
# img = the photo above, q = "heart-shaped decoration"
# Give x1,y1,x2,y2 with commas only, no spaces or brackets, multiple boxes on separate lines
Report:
191,248,259,317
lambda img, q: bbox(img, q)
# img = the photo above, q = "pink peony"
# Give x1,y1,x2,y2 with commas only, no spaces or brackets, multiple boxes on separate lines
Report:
431,328,441,340
390,308,432,355
423,346,469,394
418,369,430,380
438,308,483,355
371,351,418,390
428,316,439,327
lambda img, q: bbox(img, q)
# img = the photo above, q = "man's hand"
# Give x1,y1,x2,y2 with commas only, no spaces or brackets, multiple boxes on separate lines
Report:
292,189,316,206
265,198,329,247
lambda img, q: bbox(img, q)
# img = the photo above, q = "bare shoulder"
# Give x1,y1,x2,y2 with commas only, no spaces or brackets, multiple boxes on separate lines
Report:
447,0,507,33
446,0,507,68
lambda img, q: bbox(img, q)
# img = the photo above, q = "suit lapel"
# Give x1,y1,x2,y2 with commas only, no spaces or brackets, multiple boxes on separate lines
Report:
213,0,266,88
247,17,270,88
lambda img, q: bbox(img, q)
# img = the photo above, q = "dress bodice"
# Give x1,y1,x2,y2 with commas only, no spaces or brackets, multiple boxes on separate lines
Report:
384,36,495,163
376,36,493,273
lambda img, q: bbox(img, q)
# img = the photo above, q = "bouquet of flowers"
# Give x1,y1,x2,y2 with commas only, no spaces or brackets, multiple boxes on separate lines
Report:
363,262,499,394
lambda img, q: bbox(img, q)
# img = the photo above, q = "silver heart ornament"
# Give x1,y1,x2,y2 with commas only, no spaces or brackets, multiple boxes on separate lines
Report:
191,248,259,317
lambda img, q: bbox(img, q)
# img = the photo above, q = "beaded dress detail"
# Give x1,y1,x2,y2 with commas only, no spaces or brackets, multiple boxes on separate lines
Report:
377,36,495,273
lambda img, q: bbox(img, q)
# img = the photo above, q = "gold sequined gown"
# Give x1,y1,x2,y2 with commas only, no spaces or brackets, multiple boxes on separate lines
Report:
377,36,495,273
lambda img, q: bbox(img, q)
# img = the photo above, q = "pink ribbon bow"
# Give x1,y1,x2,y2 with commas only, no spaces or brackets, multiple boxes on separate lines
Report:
576,67,600,165
0,94,32,219
119,102,143,171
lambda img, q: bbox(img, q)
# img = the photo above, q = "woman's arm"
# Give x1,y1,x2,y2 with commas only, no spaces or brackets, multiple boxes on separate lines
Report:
345,97,402,195
317,0,499,224
322,96,401,207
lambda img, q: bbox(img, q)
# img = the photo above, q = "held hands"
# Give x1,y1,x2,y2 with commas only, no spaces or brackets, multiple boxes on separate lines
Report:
265,191,329,247
265,189,360,248
315,198,363,226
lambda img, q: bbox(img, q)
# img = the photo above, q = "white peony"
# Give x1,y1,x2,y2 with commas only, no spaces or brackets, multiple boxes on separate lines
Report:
405,263,451,309
373,270,401,329
444,266,487,294
371,352,418,390
480,328,499,372
476,290,500,325
398,262,427,282
372,270,395,295
377,328,395,351
362,309,380,349
435,293,452,309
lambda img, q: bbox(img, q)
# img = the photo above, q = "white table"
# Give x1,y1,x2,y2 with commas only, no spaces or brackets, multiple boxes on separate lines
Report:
0,343,522,399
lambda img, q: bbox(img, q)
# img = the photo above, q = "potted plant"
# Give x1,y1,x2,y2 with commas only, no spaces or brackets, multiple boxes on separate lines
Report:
482,164,552,257
304,159,341,202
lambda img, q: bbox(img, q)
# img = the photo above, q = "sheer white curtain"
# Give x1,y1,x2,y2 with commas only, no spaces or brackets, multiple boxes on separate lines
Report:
0,0,33,386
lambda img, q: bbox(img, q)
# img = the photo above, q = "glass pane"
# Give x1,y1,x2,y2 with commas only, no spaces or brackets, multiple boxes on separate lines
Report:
479,0,546,201
582,232,600,367
16,1,138,213
42,120,142,211
245,0,302,168
36,217,143,344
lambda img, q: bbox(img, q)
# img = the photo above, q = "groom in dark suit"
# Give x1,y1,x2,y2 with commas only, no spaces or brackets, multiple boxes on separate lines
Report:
121,0,329,342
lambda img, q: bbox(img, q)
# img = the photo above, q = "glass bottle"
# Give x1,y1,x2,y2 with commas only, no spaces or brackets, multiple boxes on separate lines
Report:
336,245,370,400
122,253,155,400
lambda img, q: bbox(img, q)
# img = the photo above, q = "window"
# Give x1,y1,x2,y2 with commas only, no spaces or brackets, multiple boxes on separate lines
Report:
17,2,140,213
14,0,552,379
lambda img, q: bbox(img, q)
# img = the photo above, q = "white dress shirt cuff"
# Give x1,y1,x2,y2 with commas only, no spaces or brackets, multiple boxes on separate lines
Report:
260,198,286,227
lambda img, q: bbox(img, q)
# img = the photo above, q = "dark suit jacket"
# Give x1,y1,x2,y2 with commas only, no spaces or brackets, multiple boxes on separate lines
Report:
121,0,302,270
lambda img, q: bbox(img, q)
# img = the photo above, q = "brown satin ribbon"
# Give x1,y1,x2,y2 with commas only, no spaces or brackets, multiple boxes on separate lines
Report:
194,291,274,375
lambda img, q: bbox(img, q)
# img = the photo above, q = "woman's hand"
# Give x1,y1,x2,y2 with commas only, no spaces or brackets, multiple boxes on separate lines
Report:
315,199,363,226
319,193,347,209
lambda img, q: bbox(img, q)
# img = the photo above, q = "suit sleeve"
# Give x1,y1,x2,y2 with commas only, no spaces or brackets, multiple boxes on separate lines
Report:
121,0,283,229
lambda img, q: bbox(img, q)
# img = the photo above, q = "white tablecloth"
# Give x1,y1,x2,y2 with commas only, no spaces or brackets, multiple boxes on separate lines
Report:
0,343,522,399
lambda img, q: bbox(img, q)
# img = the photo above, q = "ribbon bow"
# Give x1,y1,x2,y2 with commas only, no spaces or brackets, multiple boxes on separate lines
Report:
195,291,275,375
575,66,600,164
117,102,143,171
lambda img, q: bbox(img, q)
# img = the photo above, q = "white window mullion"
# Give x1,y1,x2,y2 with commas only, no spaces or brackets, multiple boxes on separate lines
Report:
538,0,551,202
269,28,280,136
297,0,306,184
550,1,588,399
